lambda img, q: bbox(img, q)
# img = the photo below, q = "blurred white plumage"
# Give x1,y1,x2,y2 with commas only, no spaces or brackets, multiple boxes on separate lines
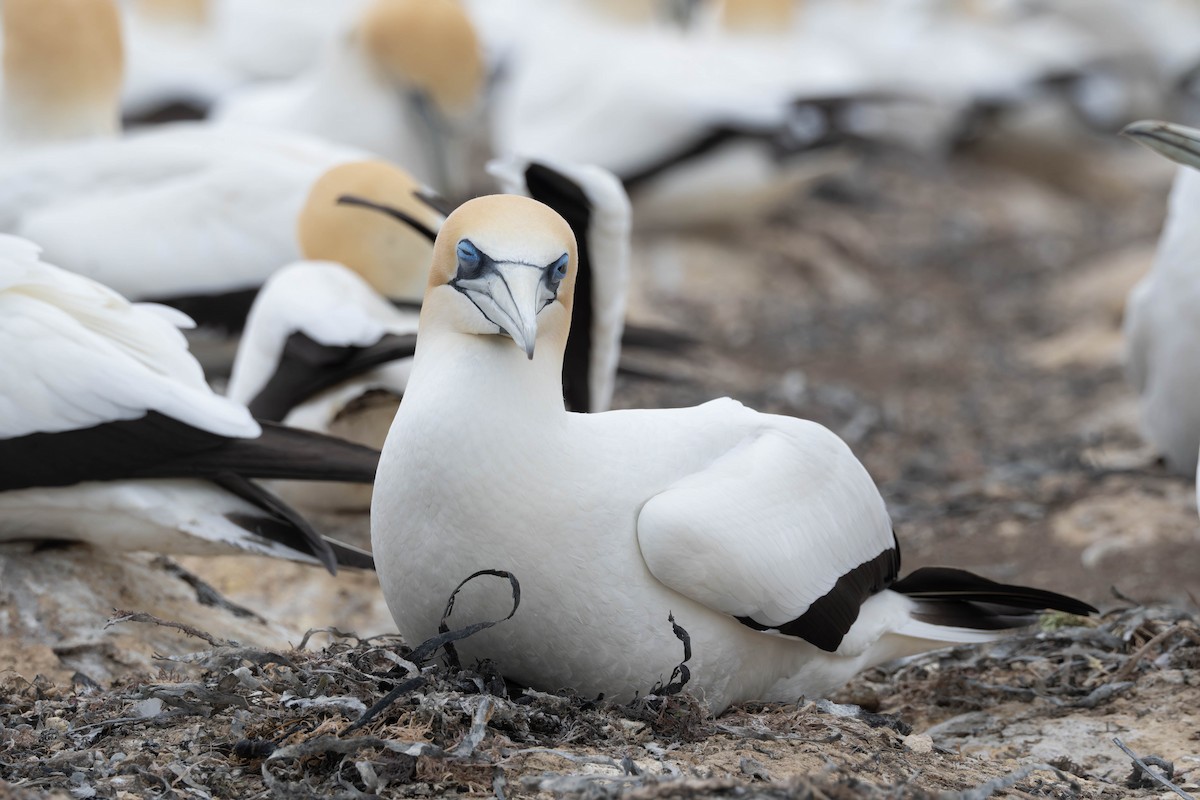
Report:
0,236,376,570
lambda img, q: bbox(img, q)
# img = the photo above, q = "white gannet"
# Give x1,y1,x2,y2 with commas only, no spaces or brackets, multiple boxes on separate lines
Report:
226,260,420,511
0,0,375,347
119,0,240,122
212,0,488,199
0,235,377,573
211,0,373,83
0,126,365,338
1121,119,1200,478
0,0,124,146
225,160,444,498
370,195,1096,712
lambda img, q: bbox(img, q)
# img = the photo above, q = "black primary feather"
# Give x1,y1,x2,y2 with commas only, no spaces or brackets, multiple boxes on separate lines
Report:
522,161,596,413
0,412,380,492
247,331,418,422
148,285,261,336
890,566,1098,628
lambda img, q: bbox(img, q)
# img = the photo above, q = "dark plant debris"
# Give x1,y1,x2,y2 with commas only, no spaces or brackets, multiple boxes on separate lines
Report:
1,603,1198,799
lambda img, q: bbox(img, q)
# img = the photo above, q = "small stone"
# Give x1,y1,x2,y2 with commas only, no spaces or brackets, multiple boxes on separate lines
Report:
904,734,934,754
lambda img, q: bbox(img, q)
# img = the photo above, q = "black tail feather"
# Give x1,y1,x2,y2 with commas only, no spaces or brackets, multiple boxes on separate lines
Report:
891,566,1097,630
328,540,376,571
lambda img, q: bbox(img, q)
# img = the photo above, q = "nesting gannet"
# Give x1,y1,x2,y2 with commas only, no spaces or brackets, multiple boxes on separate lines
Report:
0,0,124,146
0,235,376,573
212,0,488,198
212,0,374,82
1121,119,1200,477
482,1,931,226
371,196,1096,711
226,261,419,510
224,160,444,498
0,0,377,349
119,0,241,122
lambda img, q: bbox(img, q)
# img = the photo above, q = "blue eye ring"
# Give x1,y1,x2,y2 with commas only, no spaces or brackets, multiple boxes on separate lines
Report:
549,253,569,283
456,239,482,273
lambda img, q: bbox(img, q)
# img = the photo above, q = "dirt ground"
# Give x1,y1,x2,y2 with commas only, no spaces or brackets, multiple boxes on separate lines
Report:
3,128,1200,798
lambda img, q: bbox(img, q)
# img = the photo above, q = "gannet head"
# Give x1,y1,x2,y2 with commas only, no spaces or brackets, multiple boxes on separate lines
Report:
358,0,484,114
424,195,577,360
298,161,444,303
2,0,124,143
1122,120,1200,172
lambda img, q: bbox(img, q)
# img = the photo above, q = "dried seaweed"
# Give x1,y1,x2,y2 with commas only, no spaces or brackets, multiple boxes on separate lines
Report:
3,603,1196,798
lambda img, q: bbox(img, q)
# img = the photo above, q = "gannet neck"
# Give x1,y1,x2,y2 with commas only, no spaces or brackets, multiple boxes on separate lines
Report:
1,0,124,145
408,321,567,419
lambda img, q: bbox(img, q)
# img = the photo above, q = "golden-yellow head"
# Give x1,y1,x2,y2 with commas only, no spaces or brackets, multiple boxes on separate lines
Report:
425,195,577,359
359,0,485,113
3,0,124,133
298,161,446,302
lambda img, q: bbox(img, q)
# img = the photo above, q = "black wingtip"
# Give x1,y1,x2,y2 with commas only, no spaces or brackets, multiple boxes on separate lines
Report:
892,566,1098,624
329,540,376,571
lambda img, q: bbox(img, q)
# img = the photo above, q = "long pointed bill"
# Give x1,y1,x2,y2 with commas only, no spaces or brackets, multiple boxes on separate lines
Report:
454,262,549,359
1121,119,1200,170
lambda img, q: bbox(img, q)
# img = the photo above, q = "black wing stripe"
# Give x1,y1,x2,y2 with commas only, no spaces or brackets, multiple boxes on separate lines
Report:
620,323,698,352
215,471,337,574
247,331,418,422
736,537,901,653
147,286,261,336
523,162,595,413
0,412,380,491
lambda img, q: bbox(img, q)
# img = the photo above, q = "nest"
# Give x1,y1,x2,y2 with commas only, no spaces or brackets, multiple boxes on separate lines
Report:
1,601,1197,799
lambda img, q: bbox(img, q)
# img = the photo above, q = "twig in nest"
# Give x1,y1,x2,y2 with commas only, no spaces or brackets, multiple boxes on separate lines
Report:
649,613,692,697
1113,738,1194,799
941,763,1079,800
414,569,522,668
296,626,364,650
1112,623,1193,682
348,573,520,734
343,676,425,734
105,610,233,648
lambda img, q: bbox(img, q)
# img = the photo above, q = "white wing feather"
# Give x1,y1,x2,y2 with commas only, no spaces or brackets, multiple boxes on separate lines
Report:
0,241,257,438
637,415,893,628
227,260,419,404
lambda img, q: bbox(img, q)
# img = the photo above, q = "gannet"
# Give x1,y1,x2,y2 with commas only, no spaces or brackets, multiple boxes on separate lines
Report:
1121,119,1200,477
212,0,488,198
119,0,240,122
0,0,376,348
212,0,374,82
0,235,376,573
0,0,124,146
371,195,1096,712
226,261,419,511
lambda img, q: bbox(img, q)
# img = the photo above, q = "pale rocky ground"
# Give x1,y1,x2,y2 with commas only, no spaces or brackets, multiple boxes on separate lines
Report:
3,126,1200,797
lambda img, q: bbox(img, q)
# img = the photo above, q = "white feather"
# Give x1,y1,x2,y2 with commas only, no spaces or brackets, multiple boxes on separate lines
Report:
0,242,256,438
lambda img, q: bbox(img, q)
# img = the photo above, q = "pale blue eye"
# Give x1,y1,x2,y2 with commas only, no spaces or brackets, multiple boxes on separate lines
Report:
457,239,482,275
549,253,569,283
